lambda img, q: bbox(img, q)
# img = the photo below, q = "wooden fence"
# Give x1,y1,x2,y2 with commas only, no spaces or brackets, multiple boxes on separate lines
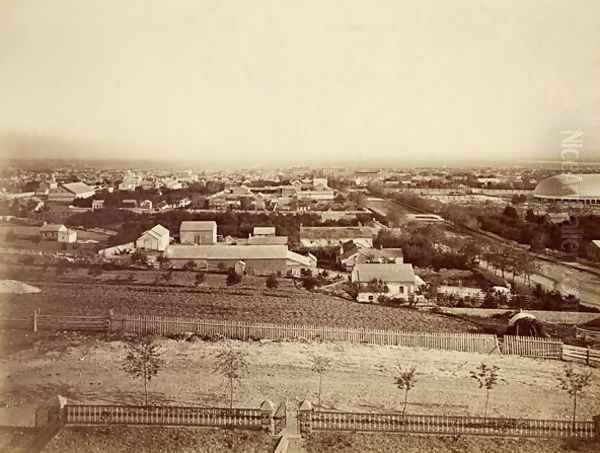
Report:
64,404,272,431
298,406,597,440
7,311,600,363
111,314,499,353
501,335,563,359
563,344,600,368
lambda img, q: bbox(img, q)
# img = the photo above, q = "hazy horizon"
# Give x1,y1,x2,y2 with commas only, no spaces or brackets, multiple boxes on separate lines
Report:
1,1,600,163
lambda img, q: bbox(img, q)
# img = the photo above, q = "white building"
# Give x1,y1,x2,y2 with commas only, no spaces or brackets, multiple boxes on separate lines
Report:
351,263,417,303
135,224,170,251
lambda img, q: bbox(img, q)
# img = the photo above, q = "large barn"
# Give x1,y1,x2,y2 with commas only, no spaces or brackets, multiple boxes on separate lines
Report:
164,244,316,275
533,174,600,204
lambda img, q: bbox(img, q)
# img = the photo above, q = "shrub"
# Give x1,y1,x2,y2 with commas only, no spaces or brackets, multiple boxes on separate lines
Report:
195,271,206,286
226,268,242,286
183,260,197,271
266,273,279,289
302,276,318,291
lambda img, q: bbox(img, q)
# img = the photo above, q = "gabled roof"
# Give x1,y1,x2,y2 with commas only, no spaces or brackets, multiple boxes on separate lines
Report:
591,240,600,249
61,182,94,195
180,221,217,232
165,244,288,260
40,223,66,232
142,224,169,240
287,250,316,267
352,263,415,283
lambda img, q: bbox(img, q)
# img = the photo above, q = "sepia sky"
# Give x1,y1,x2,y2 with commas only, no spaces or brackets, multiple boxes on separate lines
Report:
0,0,599,163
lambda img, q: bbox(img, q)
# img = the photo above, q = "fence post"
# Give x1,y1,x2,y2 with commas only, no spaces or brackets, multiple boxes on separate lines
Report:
33,309,39,333
260,400,275,435
298,400,313,438
586,346,591,367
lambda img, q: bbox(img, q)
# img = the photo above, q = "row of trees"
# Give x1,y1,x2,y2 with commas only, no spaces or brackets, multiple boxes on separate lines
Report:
65,209,369,247
123,339,593,426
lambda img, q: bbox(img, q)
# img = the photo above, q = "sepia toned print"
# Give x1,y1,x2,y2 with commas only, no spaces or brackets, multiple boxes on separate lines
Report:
1,1,600,452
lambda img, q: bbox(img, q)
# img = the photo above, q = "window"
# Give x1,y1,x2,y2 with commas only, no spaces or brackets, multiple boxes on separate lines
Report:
368,295,374,301
399,286,404,294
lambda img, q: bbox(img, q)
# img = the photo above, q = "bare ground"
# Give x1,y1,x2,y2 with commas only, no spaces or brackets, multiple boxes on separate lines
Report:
1,332,598,422
44,427,277,453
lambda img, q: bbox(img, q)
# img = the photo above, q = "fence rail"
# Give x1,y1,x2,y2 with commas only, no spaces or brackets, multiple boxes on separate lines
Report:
299,408,596,440
64,405,269,430
563,345,600,368
501,335,563,359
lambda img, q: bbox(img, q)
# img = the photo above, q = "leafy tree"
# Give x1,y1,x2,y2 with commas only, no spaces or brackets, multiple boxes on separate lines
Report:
557,365,593,428
310,354,333,408
395,365,417,416
469,363,500,417
122,336,163,407
213,344,249,409
226,267,242,286
266,273,279,289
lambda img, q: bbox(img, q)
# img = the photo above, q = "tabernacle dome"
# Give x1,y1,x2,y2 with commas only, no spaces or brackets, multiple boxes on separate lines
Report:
533,174,600,203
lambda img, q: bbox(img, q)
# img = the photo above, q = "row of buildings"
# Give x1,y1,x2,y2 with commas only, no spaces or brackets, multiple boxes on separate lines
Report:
128,221,317,276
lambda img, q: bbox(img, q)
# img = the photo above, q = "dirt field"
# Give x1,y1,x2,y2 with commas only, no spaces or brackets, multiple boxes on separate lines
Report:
0,269,478,332
44,427,277,453
1,333,598,421
305,432,600,453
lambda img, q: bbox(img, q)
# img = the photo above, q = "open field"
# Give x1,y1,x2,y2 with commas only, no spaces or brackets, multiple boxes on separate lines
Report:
0,427,37,452
44,427,277,453
1,333,599,420
0,267,478,332
305,432,600,453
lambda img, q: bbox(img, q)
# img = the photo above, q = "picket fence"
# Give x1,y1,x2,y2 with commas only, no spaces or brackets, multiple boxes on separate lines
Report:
298,408,597,440
501,335,563,359
4,311,599,363
64,405,270,430
111,314,499,354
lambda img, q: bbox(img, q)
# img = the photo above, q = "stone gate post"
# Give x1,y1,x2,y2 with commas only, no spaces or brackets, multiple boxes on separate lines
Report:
260,400,275,435
298,400,313,438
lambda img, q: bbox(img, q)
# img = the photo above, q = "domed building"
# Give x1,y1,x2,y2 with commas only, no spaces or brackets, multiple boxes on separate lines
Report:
533,174,600,204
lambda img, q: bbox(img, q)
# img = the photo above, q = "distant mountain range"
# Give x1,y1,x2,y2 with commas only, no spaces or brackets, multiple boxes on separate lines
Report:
1,130,598,170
